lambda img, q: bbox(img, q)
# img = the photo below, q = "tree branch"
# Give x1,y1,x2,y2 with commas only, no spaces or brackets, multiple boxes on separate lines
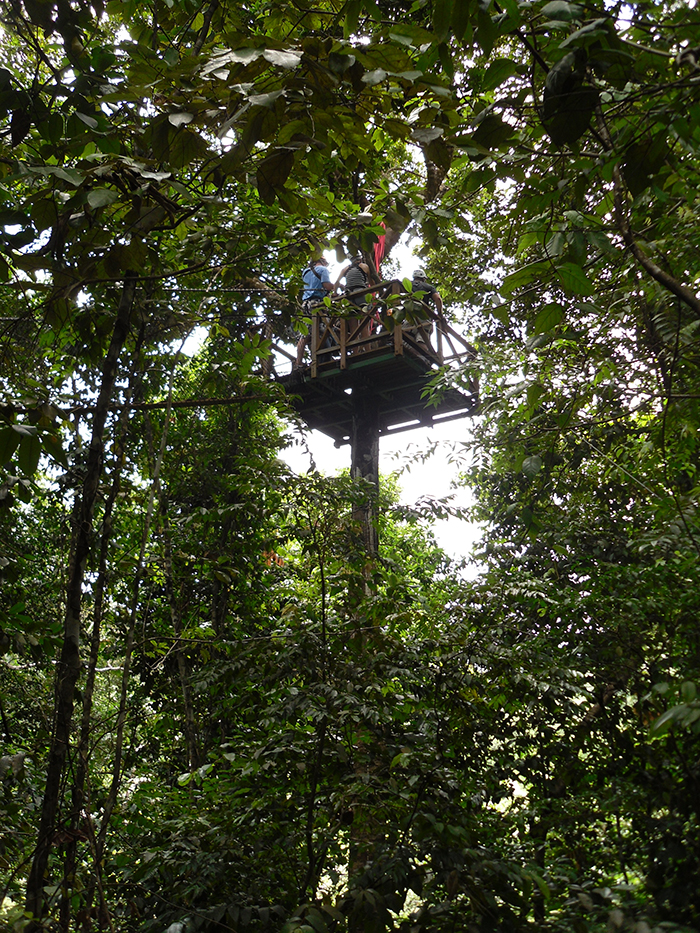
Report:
595,106,700,317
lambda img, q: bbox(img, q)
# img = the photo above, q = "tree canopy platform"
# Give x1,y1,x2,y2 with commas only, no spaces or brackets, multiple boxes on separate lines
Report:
276,303,478,446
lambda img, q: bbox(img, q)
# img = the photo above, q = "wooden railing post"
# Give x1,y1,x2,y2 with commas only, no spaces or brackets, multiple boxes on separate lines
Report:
340,317,347,370
311,314,319,378
394,320,403,356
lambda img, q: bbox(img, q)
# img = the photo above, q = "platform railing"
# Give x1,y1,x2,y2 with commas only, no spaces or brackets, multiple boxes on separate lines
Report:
263,290,478,386
306,298,476,376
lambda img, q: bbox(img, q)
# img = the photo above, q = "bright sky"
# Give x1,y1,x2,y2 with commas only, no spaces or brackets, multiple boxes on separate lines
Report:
281,420,484,569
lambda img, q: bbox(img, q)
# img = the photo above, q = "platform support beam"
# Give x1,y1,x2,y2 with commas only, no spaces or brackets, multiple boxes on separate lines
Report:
350,388,380,556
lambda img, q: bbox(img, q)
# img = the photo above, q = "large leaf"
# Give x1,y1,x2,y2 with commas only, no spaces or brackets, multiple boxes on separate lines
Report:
522,454,543,477
87,188,119,209
0,427,21,465
555,262,594,295
256,148,296,205
482,58,519,91
543,85,599,146
532,303,564,334
168,128,209,169
501,260,550,295
262,49,302,69
471,113,516,151
18,433,41,477
541,1,582,21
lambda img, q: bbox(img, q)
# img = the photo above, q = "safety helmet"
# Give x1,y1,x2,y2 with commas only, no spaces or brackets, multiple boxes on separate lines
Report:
414,268,427,279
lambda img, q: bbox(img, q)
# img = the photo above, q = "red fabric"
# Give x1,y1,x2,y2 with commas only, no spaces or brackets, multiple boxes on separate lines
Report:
373,222,386,273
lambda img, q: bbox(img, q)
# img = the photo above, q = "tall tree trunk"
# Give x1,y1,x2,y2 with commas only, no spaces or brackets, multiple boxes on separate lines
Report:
60,360,143,932
91,343,180,894
25,277,136,928
347,389,384,933
350,388,380,557
160,491,200,770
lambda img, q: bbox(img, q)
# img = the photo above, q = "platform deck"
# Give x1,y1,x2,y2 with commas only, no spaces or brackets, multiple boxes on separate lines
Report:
279,330,477,445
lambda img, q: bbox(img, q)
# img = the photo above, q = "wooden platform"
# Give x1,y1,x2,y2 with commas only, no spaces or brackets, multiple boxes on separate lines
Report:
277,319,478,445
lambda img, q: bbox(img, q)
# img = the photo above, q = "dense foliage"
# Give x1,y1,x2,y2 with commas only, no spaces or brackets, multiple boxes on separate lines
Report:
1,0,700,931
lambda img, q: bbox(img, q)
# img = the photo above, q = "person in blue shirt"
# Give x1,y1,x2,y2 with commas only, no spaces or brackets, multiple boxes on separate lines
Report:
297,257,334,366
302,256,333,308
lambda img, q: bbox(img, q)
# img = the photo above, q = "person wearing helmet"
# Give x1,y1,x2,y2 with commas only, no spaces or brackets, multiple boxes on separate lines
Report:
411,268,444,315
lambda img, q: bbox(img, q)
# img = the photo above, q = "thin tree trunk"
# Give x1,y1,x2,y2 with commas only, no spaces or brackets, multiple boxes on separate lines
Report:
160,492,200,770
60,362,143,932
25,276,136,928
92,340,181,890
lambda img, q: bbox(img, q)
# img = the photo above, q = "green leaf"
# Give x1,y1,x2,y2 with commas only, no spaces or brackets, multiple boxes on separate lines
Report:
532,303,564,334
452,0,474,41
344,0,362,37
38,112,64,145
651,705,687,736
361,69,387,86
501,260,549,296
543,85,599,146
18,433,41,476
201,48,263,76
541,1,582,21
522,455,543,478
0,427,21,465
472,113,515,151
163,47,179,67
526,869,551,900
168,112,194,127
526,383,545,408
555,262,594,295
262,49,302,68
432,0,453,40
30,198,58,232
622,133,668,198
257,148,295,205
681,681,697,703
248,89,285,107
76,112,98,129
411,126,443,144
560,17,612,49
328,52,356,74
87,188,119,209
482,58,519,91
0,209,31,227
169,128,209,169
476,7,497,55
42,433,68,468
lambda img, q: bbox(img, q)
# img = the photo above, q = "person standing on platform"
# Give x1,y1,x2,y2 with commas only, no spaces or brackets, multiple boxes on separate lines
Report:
297,256,334,366
411,268,444,316
336,254,372,308
336,253,375,348
302,256,333,309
